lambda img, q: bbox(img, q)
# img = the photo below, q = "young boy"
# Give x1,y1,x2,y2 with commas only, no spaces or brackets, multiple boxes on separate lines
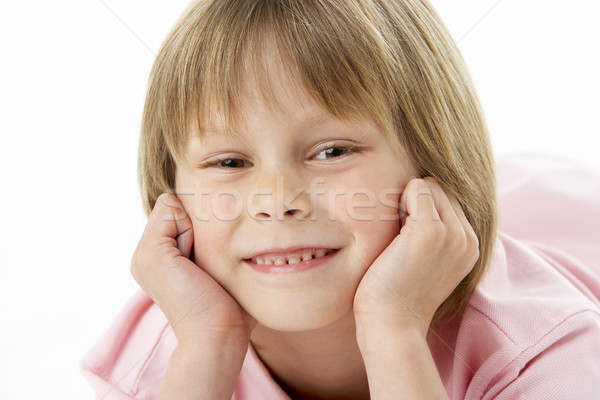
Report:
82,1,600,398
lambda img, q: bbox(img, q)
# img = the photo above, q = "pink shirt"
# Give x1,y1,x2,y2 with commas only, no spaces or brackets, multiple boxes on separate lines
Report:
81,155,600,399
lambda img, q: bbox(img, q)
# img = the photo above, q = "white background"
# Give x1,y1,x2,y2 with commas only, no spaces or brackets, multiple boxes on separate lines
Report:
0,0,598,398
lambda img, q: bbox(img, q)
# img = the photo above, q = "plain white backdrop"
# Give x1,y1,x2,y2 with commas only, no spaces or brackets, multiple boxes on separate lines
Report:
0,0,598,398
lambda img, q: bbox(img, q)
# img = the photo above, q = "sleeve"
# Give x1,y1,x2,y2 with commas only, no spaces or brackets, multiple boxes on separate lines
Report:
490,310,600,400
80,291,176,400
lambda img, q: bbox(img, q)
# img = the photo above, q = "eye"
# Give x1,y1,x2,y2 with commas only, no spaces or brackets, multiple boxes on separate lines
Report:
313,145,357,160
218,158,250,168
202,158,253,169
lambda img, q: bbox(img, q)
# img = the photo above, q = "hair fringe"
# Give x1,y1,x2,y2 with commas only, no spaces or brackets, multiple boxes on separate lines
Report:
138,0,498,325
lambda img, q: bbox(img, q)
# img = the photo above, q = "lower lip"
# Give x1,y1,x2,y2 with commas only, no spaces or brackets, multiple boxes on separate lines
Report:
244,250,339,274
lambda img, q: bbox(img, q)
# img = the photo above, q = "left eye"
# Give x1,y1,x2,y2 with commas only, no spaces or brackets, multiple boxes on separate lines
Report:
201,158,252,169
313,146,355,160
216,158,251,168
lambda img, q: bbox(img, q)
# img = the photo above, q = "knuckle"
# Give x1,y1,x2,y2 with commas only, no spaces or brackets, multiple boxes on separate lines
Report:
408,177,429,193
153,194,169,211
448,233,465,253
466,229,479,249
422,177,444,194
466,236,480,265
155,193,182,212
432,221,446,237
130,250,143,280
419,222,445,244
422,176,439,185
472,245,481,261
130,264,141,284
157,192,175,203
130,240,156,282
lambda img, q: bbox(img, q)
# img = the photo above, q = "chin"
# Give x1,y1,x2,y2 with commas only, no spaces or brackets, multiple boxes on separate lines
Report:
244,291,356,333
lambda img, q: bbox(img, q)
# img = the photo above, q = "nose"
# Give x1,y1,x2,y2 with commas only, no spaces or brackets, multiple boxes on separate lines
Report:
248,173,312,220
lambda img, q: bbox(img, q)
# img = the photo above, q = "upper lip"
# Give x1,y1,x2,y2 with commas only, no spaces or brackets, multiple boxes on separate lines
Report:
242,245,340,260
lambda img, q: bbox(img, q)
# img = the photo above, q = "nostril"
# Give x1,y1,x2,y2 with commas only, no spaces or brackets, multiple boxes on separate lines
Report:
285,209,300,216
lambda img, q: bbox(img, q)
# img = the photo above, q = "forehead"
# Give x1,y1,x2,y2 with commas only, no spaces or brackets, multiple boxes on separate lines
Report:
191,108,378,156
161,1,409,166
177,32,399,163
194,47,372,139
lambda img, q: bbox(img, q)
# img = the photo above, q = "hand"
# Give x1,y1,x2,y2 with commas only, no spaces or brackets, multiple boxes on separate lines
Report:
131,194,255,398
353,177,479,337
130,193,255,344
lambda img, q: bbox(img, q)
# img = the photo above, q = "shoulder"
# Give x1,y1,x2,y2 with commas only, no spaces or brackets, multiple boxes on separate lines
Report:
80,292,286,400
436,154,600,398
80,291,176,399
473,232,600,343
431,233,600,399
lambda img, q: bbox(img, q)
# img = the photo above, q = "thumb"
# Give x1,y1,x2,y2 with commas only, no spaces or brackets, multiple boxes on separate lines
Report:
155,193,194,258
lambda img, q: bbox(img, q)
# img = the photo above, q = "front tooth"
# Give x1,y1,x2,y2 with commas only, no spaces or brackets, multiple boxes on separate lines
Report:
274,257,286,265
255,256,265,265
264,258,273,265
314,249,327,258
302,249,312,261
287,255,301,265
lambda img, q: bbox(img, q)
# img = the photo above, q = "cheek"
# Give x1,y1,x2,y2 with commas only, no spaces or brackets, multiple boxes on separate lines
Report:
326,173,406,266
179,192,241,275
190,219,235,278
326,173,404,224
348,215,400,275
210,191,244,221
180,188,244,224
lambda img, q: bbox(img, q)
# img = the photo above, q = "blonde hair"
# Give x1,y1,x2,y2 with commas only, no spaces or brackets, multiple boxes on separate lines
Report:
139,0,497,324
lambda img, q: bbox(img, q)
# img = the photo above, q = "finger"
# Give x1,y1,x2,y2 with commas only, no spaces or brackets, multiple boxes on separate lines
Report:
151,193,194,257
423,179,480,267
421,177,462,226
401,178,441,223
176,227,194,259
444,190,480,255
426,179,474,236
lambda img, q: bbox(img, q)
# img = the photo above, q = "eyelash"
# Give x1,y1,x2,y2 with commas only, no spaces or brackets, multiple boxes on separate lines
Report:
201,157,252,169
312,145,359,160
200,144,360,169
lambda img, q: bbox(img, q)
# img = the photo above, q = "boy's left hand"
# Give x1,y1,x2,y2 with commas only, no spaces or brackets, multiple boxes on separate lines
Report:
353,177,479,337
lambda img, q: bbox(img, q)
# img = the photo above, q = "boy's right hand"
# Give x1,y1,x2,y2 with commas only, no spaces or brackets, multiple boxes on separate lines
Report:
130,193,255,345
131,194,254,398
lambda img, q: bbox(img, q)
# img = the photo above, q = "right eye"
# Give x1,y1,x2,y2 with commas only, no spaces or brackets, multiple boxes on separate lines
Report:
217,158,250,168
203,157,253,169
313,146,356,160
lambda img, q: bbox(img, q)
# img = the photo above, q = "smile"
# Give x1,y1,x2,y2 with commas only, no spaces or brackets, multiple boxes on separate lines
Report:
243,247,340,274
248,248,337,265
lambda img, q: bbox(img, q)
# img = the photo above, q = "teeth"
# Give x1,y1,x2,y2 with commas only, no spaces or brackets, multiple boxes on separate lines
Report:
314,249,327,258
251,248,335,266
274,257,286,266
302,249,312,261
287,255,301,265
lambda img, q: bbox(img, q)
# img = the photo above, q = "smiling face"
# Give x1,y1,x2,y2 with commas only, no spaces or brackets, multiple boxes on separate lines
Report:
174,58,418,332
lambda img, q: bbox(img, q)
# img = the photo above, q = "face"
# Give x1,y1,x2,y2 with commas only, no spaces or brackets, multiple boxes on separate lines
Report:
175,63,418,332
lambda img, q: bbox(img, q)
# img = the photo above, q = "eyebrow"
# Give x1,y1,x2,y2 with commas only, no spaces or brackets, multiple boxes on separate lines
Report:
292,110,357,131
201,109,346,134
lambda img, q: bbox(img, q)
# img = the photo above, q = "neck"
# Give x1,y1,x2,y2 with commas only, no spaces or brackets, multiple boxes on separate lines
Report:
250,311,370,400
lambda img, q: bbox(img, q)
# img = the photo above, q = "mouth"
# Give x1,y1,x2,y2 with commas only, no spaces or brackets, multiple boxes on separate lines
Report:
244,247,339,266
